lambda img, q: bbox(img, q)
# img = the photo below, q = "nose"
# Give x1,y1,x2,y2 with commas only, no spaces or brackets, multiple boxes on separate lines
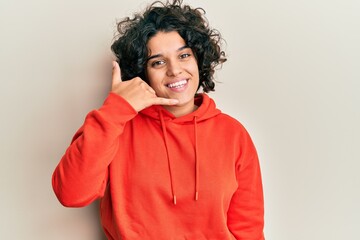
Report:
166,59,182,77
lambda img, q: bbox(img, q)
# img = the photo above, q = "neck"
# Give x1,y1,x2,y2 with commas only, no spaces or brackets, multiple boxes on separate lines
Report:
163,104,198,117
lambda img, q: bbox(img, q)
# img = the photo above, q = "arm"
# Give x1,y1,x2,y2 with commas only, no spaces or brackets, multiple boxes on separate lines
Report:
52,93,137,207
227,131,265,240
52,61,179,207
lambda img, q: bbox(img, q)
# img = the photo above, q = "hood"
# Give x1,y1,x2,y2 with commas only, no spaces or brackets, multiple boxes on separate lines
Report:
139,93,221,205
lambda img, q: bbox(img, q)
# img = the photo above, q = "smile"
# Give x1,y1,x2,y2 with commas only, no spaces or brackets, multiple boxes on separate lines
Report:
166,79,188,89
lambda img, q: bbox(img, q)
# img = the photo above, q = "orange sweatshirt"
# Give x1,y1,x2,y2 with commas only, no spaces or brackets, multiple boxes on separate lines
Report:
52,93,264,240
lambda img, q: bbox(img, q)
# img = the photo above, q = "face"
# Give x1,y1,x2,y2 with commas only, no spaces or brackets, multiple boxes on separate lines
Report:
146,31,199,113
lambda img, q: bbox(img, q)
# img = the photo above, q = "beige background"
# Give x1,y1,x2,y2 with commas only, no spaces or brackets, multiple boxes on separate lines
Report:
1,0,359,239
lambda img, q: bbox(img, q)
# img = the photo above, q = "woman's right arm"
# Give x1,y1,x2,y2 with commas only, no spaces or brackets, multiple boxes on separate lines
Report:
52,93,138,207
52,61,178,207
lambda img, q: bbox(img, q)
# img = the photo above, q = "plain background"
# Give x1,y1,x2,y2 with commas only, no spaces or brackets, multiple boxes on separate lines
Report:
1,0,359,239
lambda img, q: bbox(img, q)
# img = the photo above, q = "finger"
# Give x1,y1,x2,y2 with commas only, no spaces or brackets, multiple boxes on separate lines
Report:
147,86,156,94
112,61,122,87
138,81,156,95
151,97,179,106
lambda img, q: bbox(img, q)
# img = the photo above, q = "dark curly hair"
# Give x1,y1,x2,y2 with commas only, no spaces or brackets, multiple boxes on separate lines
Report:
111,0,226,92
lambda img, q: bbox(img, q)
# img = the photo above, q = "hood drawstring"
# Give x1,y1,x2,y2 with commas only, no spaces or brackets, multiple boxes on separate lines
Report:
159,111,177,205
194,116,199,201
159,111,200,205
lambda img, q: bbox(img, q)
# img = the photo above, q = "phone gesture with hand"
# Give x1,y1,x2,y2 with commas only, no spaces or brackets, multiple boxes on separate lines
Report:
111,61,179,112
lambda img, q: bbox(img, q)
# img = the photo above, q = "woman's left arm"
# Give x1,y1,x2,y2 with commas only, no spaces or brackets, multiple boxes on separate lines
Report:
227,131,265,240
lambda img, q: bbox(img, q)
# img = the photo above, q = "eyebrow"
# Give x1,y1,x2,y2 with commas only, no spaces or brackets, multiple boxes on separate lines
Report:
147,45,189,61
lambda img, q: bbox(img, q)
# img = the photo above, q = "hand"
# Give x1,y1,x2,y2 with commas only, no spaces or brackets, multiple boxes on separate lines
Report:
111,61,179,112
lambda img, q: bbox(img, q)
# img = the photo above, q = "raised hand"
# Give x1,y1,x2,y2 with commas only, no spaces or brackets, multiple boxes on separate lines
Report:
111,61,179,112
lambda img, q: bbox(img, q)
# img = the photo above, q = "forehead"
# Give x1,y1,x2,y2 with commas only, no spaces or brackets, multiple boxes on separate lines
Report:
147,31,186,55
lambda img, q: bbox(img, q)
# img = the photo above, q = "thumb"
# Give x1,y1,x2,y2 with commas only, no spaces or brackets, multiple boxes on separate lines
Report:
112,61,122,87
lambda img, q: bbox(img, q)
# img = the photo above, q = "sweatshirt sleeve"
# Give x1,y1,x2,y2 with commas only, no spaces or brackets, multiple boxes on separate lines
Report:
52,93,137,207
227,130,265,240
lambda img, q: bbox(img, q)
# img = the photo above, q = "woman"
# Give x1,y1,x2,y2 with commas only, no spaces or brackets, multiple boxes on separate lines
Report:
52,0,265,239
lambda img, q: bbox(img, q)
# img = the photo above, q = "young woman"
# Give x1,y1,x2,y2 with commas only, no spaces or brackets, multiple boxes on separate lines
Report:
52,0,265,239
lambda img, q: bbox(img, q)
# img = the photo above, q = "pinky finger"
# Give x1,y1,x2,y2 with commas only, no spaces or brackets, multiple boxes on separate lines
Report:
152,97,179,106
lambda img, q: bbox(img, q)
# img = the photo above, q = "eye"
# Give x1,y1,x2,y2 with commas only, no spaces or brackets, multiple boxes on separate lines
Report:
179,53,191,59
151,60,165,67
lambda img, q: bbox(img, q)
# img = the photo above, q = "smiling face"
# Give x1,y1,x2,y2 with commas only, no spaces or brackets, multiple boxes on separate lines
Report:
146,31,200,116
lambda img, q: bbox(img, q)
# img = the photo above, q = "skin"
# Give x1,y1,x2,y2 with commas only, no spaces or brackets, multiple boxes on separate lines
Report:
111,31,199,117
146,31,199,117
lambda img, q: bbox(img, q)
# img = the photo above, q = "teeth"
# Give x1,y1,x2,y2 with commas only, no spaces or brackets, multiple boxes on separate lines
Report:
167,80,187,88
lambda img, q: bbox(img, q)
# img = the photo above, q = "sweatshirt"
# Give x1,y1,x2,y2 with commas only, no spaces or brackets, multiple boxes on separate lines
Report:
52,93,264,240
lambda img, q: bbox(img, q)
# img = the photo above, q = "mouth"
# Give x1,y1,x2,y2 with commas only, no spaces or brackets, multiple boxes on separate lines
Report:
166,79,188,89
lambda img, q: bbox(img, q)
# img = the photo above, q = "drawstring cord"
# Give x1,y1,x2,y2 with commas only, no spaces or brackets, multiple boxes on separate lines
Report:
194,116,199,201
159,111,177,205
159,111,200,204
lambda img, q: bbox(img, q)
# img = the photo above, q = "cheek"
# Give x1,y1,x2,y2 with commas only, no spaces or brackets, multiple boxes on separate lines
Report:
190,67,200,82
189,60,199,75
147,70,163,88
145,68,155,82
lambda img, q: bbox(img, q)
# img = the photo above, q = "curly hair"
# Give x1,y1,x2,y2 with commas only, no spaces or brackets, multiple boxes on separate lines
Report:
111,0,226,92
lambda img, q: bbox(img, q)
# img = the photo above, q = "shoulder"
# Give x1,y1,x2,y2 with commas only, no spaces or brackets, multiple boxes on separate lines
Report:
216,113,258,150
215,112,247,131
